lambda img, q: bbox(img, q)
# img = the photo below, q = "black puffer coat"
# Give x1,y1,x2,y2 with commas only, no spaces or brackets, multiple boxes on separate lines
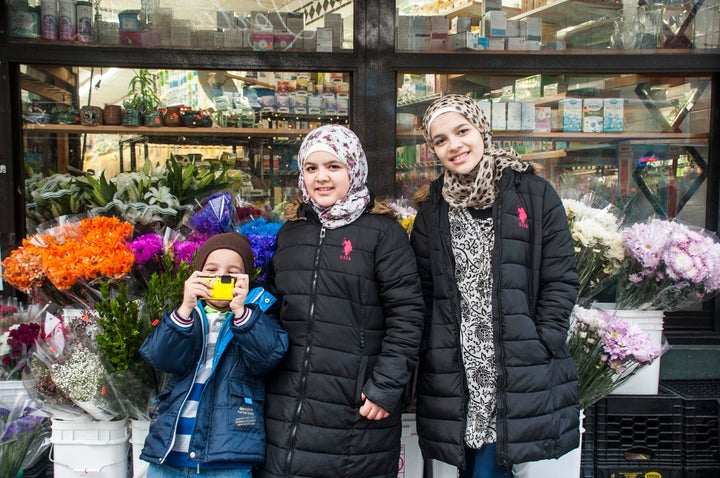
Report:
258,201,424,478
410,168,580,470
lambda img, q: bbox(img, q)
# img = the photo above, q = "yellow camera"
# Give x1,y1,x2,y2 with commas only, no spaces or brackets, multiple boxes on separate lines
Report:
202,275,235,301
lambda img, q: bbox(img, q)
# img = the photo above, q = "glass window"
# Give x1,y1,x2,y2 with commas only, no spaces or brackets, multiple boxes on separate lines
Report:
21,65,351,232
394,0,719,52
8,0,354,51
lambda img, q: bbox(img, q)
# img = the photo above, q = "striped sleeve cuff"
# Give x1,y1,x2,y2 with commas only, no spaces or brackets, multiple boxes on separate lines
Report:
171,310,194,328
233,308,252,327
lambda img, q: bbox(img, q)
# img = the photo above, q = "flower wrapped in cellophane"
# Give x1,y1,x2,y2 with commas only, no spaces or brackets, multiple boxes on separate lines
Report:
0,400,51,478
562,198,625,304
24,307,122,421
191,191,238,236
0,301,43,381
388,199,417,236
1,215,135,309
239,218,282,283
568,305,663,409
617,218,720,311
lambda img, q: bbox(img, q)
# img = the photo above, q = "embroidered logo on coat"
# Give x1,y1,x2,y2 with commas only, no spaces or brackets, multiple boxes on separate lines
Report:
340,238,353,261
517,206,529,229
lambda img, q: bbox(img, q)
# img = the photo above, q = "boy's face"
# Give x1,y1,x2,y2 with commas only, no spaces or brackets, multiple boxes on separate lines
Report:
201,248,245,310
302,151,351,208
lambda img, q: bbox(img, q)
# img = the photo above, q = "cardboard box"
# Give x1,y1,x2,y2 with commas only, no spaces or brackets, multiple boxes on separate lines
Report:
559,98,582,132
603,98,624,132
449,31,482,50
535,106,552,132
521,102,535,130
476,100,492,121
507,37,527,50
583,98,604,132
482,11,507,37
251,31,274,50
487,37,505,50
450,16,473,34
520,17,542,42
507,102,522,130
492,101,506,130
316,27,334,52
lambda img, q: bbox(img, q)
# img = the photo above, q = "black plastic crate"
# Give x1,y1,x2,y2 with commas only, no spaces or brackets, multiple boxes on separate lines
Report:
661,380,720,478
594,391,684,478
582,405,596,478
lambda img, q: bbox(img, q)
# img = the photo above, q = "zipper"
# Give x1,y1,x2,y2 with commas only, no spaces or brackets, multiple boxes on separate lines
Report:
283,225,325,476
492,195,509,468
161,306,208,464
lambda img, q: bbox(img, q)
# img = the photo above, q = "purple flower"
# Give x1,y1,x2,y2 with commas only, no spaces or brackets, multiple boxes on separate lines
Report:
129,233,164,265
239,218,281,282
191,192,235,235
172,238,206,266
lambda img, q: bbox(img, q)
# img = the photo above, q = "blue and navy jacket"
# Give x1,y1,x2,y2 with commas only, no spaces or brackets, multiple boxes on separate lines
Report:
139,296,288,469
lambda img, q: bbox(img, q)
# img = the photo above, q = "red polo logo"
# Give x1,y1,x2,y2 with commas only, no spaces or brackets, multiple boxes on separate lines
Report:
518,206,529,229
340,238,353,261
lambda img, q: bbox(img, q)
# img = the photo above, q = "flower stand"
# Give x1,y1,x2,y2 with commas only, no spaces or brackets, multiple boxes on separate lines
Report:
50,418,129,478
130,419,150,478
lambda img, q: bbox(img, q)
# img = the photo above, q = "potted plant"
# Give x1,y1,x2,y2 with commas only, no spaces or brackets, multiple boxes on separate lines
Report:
123,69,162,126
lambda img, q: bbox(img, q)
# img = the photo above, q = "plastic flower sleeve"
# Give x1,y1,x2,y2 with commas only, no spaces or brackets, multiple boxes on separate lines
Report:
190,191,238,235
616,218,720,311
0,402,51,478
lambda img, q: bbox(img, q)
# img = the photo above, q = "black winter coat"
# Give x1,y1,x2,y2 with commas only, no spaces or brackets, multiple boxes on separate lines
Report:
258,201,424,478
410,169,580,469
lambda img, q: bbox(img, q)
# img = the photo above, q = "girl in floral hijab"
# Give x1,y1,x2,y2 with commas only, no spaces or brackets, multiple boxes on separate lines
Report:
297,124,371,229
260,124,424,478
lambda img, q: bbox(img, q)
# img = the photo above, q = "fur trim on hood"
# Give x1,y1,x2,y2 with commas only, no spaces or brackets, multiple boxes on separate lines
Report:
282,198,397,222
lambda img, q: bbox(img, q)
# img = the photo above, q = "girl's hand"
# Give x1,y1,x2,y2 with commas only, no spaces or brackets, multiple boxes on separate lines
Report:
229,273,250,317
359,393,389,421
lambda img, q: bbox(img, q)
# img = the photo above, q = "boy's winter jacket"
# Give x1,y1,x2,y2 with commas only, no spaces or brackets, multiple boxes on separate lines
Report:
139,303,288,468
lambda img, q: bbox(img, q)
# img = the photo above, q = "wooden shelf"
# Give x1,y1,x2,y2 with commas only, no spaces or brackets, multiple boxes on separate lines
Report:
20,73,73,105
23,124,312,138
397,130,709,142
510,0,622,27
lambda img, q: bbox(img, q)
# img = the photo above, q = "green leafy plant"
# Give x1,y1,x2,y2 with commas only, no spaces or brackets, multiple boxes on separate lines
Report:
123,69,162,115
95,281,144,372
143,253,192,324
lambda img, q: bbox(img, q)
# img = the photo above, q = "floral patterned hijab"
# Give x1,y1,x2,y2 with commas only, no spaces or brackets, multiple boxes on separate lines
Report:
297,124,371,229
421,94,529,209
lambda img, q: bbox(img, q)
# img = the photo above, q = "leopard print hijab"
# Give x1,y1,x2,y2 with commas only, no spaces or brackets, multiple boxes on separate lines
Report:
421,94,529,209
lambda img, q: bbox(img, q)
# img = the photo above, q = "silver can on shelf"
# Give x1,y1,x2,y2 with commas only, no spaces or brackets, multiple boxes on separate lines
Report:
41,0,58,40
76,0,93,42
57,0,75,41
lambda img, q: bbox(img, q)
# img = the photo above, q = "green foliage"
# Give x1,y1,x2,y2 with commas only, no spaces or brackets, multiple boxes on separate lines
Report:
95,281,146,372
143,253,192,325
164,155,233,205
124,69,162,114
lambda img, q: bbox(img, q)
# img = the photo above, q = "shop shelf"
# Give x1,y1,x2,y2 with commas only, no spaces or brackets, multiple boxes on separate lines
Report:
661,380,720,478
593,391,684,478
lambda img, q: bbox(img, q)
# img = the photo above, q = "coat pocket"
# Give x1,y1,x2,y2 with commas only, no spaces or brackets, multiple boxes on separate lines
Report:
227,380,265,434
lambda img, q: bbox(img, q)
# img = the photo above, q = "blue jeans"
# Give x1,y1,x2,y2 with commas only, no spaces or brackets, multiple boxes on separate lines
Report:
459,443,513,478
146,463,252,478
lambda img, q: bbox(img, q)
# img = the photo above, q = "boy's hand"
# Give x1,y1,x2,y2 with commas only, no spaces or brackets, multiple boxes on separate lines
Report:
229,273,250,317
359,393,389,421
177,271,213,318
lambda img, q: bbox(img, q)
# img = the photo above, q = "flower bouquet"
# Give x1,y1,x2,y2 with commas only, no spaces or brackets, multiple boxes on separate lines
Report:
0,401,51,478
617,218,720,311
563,198,625,304
239,217,282,283
1,215,135,308
568,305,663,409
388,199,417,236
25,307,123,421
0,302,42,381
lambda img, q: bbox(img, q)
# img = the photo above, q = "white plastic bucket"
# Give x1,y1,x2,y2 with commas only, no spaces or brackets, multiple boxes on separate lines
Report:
399,413,423,478
597,306,665,395
50,418,129,478
0,380,30,408
130,419,150,478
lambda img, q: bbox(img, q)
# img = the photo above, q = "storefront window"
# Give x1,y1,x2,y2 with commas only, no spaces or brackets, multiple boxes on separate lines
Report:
21,65,351,232
394,0,719,52
8,0,354,51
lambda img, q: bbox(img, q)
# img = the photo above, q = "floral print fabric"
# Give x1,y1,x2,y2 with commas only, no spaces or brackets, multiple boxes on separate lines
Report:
297,124,371,229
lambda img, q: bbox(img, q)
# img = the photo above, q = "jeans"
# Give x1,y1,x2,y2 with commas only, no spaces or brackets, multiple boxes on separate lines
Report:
146,463,252,478
459,443,513,478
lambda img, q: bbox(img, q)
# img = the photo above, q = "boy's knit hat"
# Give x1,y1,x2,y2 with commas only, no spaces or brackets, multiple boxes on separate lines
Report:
194,232,254,275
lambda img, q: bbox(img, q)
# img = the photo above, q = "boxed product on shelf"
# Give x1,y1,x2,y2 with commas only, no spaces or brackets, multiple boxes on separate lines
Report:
476,100,492,121
603,98,625,133
594,392,685,478
251,31,274,50
507,37,527,50
519,17,542,42
534,106,551,132
488,37,505,49
521,103,535,130
559,98,582,132
171,19,193,47
582,98,604,133
514,74,545,101
492,101,506,130
450,16,472,33
482,11,507,37
506,102,522,130
449,31,482,49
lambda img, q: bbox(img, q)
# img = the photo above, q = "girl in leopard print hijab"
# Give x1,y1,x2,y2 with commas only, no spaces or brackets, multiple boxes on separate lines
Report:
421,94,529,209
